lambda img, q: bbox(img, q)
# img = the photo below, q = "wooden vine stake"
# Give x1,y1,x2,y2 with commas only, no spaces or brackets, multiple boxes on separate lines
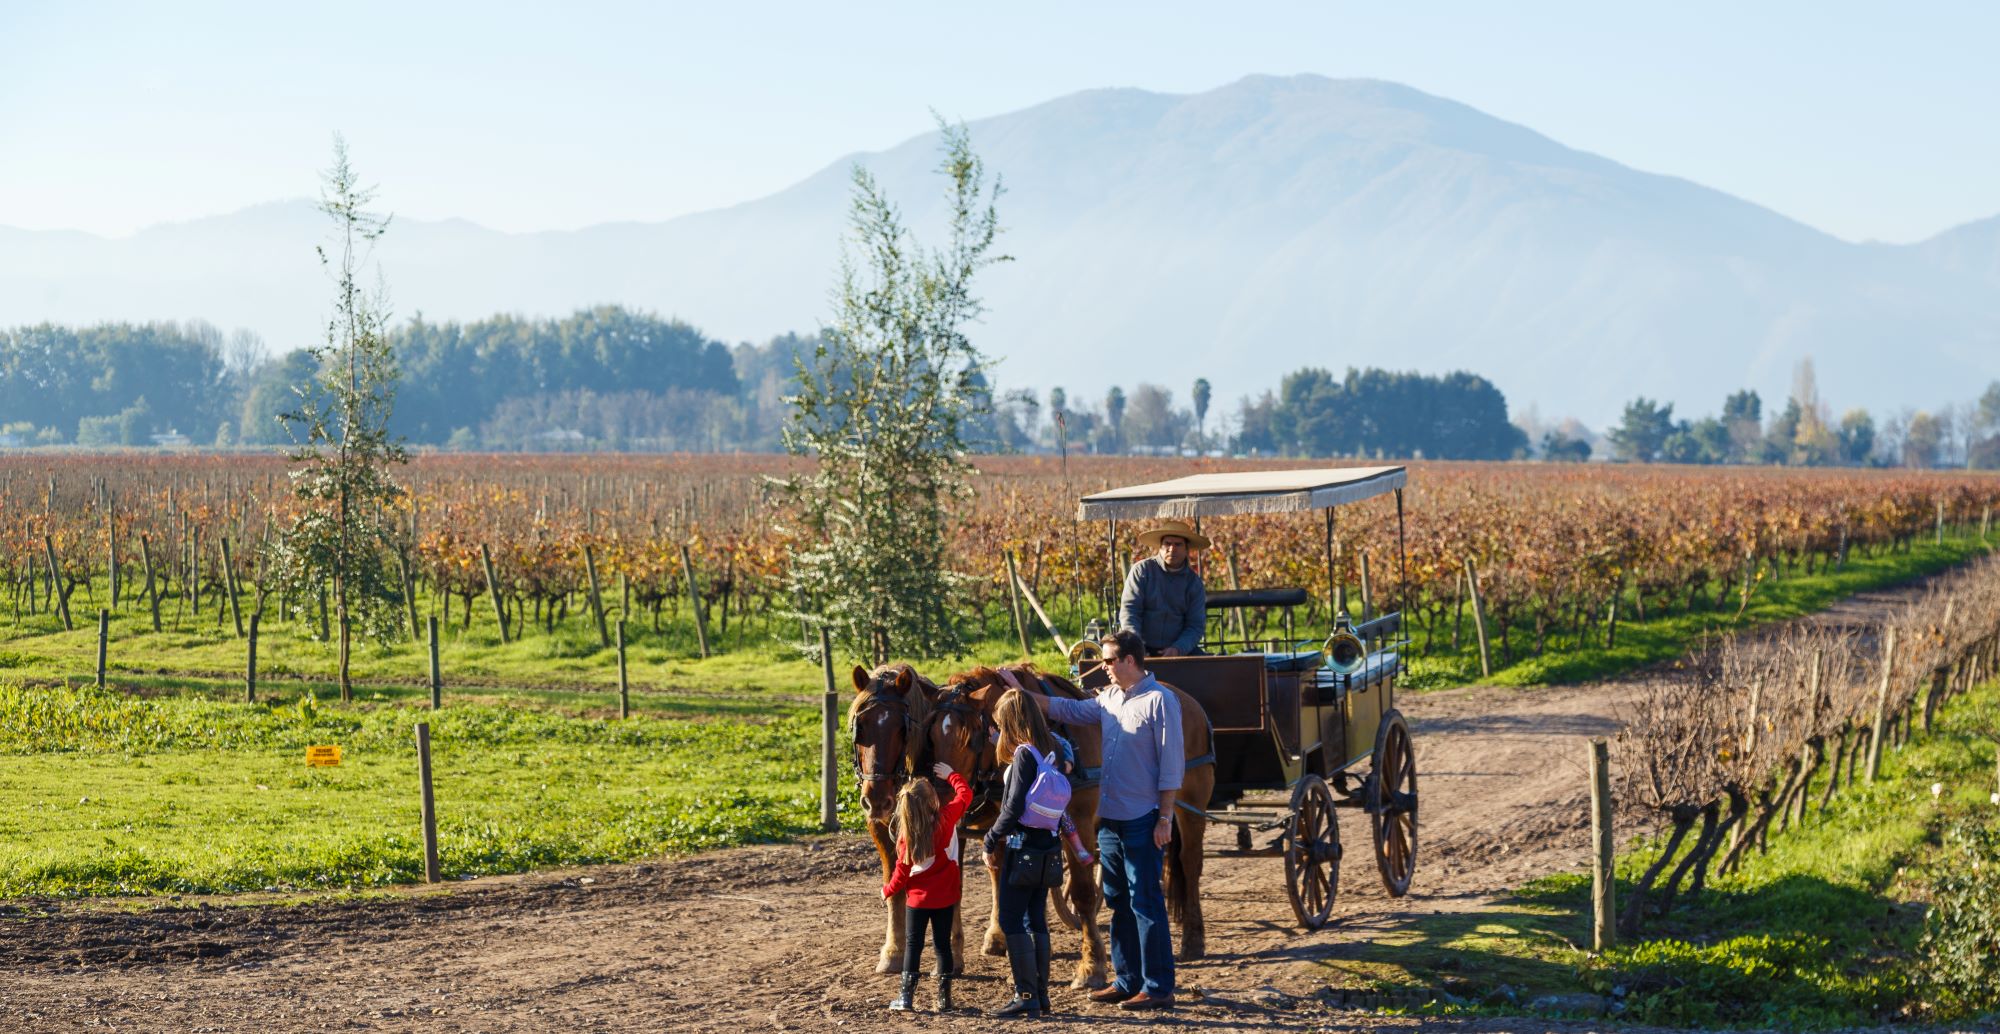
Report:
679,544,711,659
1866,627,1897,784
1464,558,1492,678
1003,549,1032,659
480,543,508,644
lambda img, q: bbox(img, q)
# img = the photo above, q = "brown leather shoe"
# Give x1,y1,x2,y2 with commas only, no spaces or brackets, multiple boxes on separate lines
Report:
1088,986,1136,1004
1118,992,1175,1011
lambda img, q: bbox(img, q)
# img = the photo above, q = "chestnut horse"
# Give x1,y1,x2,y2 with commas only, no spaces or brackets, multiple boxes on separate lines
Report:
847,663,937,974
923,665,1111,987
925,665,1218,982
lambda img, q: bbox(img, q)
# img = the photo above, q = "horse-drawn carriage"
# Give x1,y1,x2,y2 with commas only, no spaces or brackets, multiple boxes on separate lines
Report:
848,465,1420,981
1070,465,1420,929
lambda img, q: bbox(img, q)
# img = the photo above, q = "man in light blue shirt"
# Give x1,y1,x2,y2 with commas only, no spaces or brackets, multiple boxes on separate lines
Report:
1027,629,1183,1011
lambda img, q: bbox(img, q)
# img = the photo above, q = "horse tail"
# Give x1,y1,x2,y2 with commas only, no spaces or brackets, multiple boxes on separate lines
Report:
1165,808,1188,926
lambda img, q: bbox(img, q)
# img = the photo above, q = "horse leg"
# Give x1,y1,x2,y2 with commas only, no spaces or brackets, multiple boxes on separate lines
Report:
1069,794,1108,988
982,853,1009,956
868,817,906,974
1172,770,1215,961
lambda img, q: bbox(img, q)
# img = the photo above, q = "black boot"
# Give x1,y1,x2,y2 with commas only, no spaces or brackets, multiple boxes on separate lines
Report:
935,974,956,1013
994,934,1041,1018
888,972,918,1012
1033,931,1054,1014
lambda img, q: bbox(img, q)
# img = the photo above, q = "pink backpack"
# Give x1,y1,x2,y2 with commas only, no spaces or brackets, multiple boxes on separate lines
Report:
1015,743,1072,831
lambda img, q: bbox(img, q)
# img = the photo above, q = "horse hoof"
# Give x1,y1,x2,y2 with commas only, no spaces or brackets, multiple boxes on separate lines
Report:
876,956,901,975
1177,945,1206,962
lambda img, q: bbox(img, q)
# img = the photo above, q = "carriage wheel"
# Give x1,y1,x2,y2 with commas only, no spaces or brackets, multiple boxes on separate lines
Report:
1369,710,1419,897
1282,774,1340,930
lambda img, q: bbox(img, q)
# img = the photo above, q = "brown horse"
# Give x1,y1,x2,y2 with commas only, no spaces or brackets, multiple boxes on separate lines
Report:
1026,667,1218,963
923,665,1113,988
847,662,936,974
1162,682,1217,960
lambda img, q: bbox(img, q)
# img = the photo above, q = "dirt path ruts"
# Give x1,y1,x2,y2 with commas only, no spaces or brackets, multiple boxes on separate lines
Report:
0,576,1956,1033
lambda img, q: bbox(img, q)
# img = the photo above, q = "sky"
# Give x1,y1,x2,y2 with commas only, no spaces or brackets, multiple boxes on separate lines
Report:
3,1,1997,244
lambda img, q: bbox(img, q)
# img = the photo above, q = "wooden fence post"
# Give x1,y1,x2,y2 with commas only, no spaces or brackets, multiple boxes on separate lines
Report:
415,723,442,884
1589,738,1614,952
427,616,442,710
583,545,610,649
95,609,109,690
246,612,259,703
679,544,711,659
616,619,630,719
1867,627,1897,784
1464,558,1492,678
819,625,839,833
1003,549,1032,659
480,543,508,644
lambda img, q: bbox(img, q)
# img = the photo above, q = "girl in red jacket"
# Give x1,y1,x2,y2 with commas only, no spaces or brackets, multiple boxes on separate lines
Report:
883,760,973,1013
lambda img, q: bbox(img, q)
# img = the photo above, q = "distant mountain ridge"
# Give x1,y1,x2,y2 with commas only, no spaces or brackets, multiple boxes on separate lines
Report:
2,74,1994,427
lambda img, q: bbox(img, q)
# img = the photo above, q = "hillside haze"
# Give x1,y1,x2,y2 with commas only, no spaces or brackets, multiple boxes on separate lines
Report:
3,74,1994,427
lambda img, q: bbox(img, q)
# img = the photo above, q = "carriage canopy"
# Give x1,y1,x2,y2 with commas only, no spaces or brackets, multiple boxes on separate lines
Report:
1076,466,1406,522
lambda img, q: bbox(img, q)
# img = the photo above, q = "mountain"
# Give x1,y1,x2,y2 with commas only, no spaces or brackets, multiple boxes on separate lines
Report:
2,74,1995,428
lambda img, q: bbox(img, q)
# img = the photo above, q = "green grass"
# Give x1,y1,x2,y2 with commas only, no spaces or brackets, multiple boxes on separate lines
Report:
1402,532,1994,689
0,680,853,897
1311,678,2000,1029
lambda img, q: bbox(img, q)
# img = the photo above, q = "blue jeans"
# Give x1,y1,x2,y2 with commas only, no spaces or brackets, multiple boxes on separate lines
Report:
1097,811,1174,997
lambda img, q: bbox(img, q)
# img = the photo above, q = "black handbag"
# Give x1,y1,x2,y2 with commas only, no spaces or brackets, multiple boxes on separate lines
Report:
1007,843,1067,890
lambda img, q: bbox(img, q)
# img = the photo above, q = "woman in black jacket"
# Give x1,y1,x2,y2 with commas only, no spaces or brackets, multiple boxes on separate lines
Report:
984,689,1062,1019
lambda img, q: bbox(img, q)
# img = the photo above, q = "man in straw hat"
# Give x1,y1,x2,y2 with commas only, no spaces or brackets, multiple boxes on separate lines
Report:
1118,519,1209,657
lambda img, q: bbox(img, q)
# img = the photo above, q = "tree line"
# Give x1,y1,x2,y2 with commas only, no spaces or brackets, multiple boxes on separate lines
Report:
1593,360,2000,470
2,312,1537,460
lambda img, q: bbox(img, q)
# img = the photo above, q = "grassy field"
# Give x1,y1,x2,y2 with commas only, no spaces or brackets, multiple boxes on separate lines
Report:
0,530,1989,903
1315,678,2000,1029
0,679,844,897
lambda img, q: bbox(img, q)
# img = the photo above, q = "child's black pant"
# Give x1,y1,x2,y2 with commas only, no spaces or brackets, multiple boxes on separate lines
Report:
902,904,956,976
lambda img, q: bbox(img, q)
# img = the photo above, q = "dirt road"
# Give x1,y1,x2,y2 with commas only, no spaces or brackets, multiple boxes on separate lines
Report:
0,582,1942,1033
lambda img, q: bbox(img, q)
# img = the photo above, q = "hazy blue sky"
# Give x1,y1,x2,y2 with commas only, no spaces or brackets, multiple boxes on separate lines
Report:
5,1,1995,243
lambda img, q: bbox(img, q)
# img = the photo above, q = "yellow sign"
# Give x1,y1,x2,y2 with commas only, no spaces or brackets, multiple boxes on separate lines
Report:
306,745,342,767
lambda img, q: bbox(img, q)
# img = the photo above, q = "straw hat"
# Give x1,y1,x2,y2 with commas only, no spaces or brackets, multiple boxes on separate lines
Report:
1136,519,1211,551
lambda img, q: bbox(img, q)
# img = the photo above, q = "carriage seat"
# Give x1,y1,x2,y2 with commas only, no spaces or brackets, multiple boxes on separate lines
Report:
1247,648,1323,672
1206,586,1309,610
1345,650,1400,689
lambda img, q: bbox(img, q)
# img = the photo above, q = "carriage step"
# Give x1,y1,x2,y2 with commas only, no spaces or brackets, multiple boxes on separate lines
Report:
1212,848,1285,858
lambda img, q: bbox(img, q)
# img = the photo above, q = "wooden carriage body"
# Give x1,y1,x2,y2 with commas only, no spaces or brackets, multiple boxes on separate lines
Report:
1074,466,1420,927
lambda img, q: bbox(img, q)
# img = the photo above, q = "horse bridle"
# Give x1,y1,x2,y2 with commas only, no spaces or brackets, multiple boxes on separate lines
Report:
850,674,919,787
921,680,1008,812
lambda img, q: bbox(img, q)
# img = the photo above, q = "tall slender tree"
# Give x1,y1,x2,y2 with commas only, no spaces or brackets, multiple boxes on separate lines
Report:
267,135,409,700
782,121,1006,662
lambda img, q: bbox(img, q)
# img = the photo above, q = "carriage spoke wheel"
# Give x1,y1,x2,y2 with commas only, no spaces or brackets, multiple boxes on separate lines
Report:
1282,774,1340,930
1369,710,1419,897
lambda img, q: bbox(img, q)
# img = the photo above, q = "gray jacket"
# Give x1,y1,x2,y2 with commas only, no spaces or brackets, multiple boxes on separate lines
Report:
1118,557,1205,655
